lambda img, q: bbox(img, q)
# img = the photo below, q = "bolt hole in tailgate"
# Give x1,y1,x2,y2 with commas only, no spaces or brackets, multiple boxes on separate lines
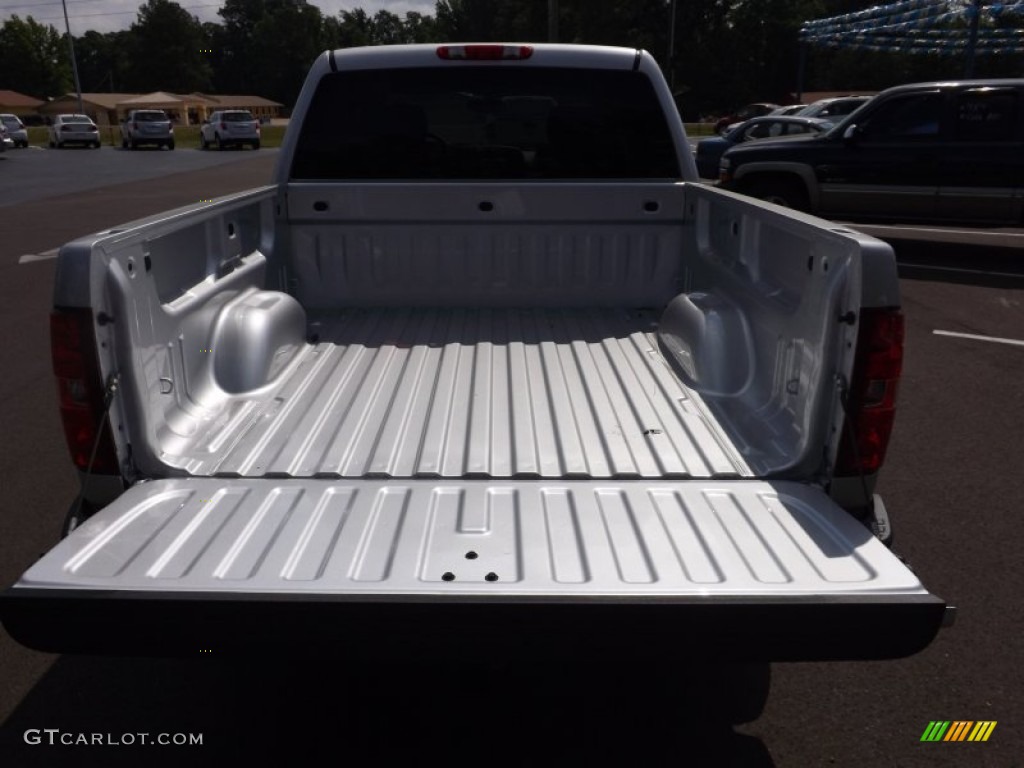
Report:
1,478,944,659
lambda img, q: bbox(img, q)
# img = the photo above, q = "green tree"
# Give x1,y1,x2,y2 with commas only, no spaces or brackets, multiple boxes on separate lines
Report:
324,8,440,48
403,11,439,43
435,0,546,41
0,15,72,99
716,0,819,106
371,10,407,44
200,21,229,90
124,0,212,93
218,0,325,106
75,30,132,92
327,8,375,48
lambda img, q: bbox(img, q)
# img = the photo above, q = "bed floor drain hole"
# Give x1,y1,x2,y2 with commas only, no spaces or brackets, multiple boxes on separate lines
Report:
442,572,455,582
485,572,499,582
643,428,663,435
465,551,478,560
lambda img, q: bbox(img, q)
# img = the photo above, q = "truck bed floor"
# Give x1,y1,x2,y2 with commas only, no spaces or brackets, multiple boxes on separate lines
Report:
172,308,751,479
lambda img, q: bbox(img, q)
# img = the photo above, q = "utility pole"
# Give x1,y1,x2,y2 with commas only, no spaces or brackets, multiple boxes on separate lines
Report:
60,0,84,114
548,0,558,43
796,42,806,102
667,0,677,89
965,0,981,78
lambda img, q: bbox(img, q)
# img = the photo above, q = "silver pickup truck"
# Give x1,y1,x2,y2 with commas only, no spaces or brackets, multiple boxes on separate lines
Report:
2,45,947,679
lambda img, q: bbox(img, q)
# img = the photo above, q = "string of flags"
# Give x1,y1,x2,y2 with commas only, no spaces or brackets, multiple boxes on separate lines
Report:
800,1,1024,55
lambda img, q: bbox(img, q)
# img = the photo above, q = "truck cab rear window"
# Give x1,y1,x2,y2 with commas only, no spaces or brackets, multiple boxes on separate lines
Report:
290,67,680,180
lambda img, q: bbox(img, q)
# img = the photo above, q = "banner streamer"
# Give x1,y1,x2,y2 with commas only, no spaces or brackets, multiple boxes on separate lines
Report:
801,1,1024,56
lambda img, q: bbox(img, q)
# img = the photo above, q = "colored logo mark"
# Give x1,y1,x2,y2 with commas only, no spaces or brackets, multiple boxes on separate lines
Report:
920,721,997,742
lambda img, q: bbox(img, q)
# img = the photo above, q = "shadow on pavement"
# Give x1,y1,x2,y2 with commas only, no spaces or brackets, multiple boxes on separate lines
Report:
892,241,1024,289
1,655,775,767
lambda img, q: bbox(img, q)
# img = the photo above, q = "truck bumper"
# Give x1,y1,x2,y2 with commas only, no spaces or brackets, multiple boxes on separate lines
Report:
1,589,946,661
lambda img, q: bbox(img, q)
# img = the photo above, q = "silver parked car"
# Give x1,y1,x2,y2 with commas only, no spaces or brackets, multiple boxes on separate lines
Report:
121,109,174,150
796,96,873,120
769,104,806,116
695,115,833,179
0,114,29,148
49,114,101,149
200,110,260,150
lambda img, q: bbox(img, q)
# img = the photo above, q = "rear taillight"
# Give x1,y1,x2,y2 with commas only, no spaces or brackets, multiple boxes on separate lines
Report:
835,308,904,476
133,122,138,130
221,122,227,130
50,309,119,474
61,125,71,132
437,44,533,60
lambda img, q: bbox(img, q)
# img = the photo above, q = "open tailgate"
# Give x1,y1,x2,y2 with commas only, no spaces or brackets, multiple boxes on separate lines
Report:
1,478,946,660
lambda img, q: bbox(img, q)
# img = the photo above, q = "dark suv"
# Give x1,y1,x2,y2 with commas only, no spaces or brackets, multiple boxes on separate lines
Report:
719,80,1024,225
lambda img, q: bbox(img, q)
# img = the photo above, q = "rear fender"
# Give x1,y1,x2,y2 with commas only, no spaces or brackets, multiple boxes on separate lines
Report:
732,162,819,210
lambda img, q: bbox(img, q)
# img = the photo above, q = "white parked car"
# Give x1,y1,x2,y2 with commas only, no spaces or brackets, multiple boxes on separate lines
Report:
200,110,260,150
49,114,101,149
121,109,174,150
0,113,29,148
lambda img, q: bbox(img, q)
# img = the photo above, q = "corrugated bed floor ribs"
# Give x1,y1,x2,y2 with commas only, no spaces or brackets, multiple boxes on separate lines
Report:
172,308,751,479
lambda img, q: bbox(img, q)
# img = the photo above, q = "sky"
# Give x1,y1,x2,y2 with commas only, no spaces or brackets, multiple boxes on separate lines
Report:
0,0,437,35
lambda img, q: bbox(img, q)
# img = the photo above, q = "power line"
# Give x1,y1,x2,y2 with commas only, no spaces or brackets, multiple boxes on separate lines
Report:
0,0,106,9
18,11,140,20
23,11,146,19
2,3,223,22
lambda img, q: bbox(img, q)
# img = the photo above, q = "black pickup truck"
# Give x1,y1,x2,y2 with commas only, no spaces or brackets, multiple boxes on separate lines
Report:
720,79,1024,226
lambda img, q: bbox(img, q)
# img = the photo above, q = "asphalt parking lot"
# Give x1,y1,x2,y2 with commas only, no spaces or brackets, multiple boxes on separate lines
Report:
0,144,276,208
0,154,1022,767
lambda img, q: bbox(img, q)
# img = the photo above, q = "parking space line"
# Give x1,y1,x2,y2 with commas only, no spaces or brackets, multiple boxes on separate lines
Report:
18,249,59,264
852,222,1024,248
898,263,1024,280
933,330,1024,347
